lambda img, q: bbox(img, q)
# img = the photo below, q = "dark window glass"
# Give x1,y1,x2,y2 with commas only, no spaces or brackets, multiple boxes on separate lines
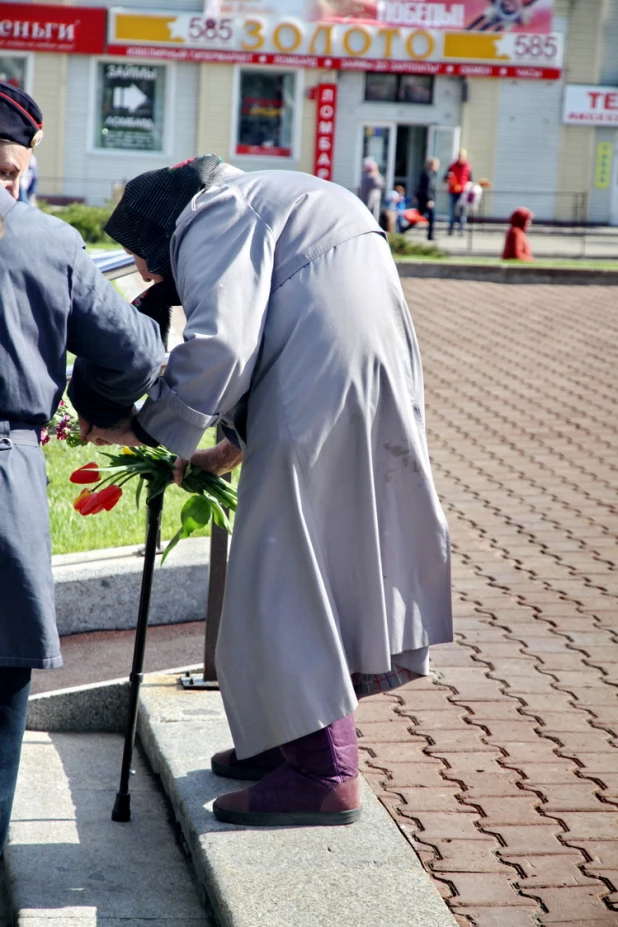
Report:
364,73,398,102
236,71,295,157
398,75,433,104
364,73,433,105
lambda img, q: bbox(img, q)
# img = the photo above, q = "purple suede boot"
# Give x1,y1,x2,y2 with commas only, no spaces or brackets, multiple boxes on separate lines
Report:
212,714,361,826
211,746,284,781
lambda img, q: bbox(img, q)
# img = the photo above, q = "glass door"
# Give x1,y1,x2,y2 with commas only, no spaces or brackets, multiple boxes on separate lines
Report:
427,125,460,217
360,124,395,193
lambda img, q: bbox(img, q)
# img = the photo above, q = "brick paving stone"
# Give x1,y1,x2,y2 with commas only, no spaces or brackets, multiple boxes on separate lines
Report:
523,711,598,732
574,754,618,774
396,788,479,813
445,772,528,798
531,886,613,922
462,796,544,826
549,812,618,841
397,810,490,841
425,730,498,753
430,840,511,874
403,708,473,729
542,785,618,813
444,872,540,907
450,907,540,926
380,763,450,788
358,741,436,763
487,825,574,856
505,855,594,888
548,732,617,753
481,720,545,742
432,753,507,775
355,721,424,742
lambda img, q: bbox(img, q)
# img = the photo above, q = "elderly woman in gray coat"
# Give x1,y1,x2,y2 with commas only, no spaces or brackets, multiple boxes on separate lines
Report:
83,156,453,828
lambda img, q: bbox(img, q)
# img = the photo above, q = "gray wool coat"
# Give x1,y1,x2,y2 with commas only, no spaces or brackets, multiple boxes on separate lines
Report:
0,187,164,669
137,167,452,758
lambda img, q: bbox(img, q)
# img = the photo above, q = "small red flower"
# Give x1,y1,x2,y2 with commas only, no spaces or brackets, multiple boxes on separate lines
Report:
98,485,123,511
73,489,93,513
70,462,101,484
79,492,106,516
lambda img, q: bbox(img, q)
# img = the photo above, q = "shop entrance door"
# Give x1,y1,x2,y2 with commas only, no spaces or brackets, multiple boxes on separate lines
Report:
394,125,428,205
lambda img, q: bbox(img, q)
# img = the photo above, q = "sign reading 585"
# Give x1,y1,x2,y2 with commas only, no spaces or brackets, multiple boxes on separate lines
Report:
187,16,235,43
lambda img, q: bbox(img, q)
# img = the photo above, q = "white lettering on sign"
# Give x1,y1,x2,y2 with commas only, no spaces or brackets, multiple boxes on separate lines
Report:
378,2,465,28
313,83,337,182
0,19,75,40
107,64,157,80
563,84,618,125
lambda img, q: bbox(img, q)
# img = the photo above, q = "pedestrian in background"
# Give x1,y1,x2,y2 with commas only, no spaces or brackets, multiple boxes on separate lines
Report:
358,156,384,221
502,207,534,261
415,157,439,241
0,83,164,855
18,153,38,206
445,148,472,235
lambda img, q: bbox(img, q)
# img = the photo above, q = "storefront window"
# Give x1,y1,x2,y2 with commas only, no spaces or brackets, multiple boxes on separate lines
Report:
365,74,433,105
95,62,166,152
236,71,295,158
0,56,27,88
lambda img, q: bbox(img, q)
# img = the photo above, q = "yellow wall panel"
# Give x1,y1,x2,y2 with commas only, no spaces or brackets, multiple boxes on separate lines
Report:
32,54,67,197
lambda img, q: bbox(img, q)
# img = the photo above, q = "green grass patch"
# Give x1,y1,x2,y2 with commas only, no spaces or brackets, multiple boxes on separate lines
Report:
47,429,219,555
39,201,114,244
388,234,445,259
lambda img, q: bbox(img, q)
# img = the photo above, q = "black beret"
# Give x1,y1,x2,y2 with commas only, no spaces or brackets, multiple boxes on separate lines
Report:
0,82,43,148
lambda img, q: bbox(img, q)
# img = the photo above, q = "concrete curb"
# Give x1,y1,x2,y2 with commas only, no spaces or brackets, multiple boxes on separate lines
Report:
138,674,458,927
396,260,618,285
19,672,458,927
52,537,210,636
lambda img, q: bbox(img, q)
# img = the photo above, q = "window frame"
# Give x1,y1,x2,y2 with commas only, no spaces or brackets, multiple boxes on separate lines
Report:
87,56,175,158
231,64,303,163
0,51,33,94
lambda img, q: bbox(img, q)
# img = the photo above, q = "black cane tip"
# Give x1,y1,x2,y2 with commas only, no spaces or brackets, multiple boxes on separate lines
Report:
112,792,131,822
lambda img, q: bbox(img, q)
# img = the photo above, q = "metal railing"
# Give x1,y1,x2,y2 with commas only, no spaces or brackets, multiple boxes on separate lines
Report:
84,251,225,685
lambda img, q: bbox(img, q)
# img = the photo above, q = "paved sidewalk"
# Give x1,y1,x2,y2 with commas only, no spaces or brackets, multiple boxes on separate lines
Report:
407,222,618,261
356,280,618,926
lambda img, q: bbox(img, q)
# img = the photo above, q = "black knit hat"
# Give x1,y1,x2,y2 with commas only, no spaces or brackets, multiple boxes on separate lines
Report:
0,82,43,148
104,154,221,279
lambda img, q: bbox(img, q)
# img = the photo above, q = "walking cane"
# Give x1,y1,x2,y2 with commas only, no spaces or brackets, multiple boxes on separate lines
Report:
112,485,164,823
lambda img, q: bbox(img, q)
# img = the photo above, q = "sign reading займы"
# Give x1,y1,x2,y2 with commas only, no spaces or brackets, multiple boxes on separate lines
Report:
106,8,563,80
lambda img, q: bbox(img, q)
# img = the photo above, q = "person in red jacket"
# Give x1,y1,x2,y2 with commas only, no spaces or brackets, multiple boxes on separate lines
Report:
502,207,534,261
445,148,472,235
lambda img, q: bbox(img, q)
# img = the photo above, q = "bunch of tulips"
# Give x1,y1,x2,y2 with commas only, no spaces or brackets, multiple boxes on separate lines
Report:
69,446,237,561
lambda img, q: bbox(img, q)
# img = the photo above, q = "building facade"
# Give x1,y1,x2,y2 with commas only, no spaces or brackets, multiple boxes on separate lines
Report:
1,0,615,223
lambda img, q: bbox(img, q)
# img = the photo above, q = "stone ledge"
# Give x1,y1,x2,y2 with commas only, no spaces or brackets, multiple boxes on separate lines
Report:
396,260,618,286
52,537,210,636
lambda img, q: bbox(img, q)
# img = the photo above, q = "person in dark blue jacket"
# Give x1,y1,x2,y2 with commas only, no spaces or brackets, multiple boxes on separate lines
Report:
0,83,164,854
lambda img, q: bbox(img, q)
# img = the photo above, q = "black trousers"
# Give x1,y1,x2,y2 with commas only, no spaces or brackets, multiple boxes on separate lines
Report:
0,668,31,853
418,200,435,240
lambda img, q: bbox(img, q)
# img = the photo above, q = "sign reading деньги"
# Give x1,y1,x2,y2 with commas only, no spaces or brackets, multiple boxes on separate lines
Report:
0,3,106,54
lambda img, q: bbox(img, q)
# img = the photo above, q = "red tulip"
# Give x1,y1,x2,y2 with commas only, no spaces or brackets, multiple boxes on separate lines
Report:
73,489,92,513
70,462,100,484
79,492,106,516
98,485,123,511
